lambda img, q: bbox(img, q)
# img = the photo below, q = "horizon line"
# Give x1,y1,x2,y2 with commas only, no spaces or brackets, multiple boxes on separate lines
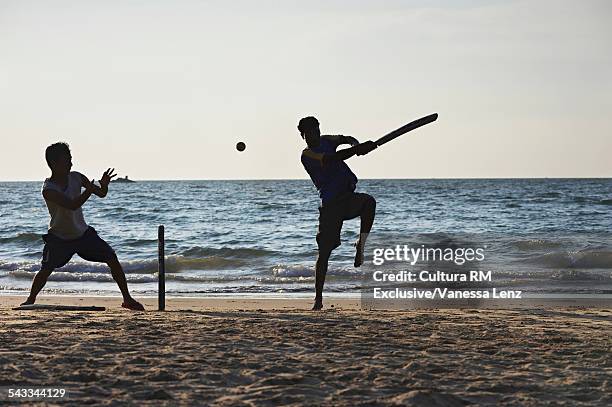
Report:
1,176,611,182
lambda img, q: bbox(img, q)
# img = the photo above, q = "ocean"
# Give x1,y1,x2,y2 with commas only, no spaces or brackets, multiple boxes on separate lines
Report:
1,179,611,298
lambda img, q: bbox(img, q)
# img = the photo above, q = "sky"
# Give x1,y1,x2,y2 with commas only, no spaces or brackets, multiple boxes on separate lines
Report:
0,0,610,181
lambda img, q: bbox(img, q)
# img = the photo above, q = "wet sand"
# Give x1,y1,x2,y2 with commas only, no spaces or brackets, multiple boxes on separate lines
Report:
1,295,610,406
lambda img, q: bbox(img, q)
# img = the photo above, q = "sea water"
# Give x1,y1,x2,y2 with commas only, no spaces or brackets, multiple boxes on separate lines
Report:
0,179,610,297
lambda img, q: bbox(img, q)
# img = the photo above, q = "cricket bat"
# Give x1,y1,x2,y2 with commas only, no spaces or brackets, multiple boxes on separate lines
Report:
375,113,438,146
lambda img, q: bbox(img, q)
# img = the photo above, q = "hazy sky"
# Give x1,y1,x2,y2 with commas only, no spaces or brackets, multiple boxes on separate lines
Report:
1,0,610,180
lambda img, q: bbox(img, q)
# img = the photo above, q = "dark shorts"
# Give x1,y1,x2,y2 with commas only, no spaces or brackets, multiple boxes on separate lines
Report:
41,227,116,270
317,192,374,253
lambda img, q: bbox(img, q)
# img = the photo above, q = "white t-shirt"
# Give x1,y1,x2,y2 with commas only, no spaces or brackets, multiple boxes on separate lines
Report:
42,171,89,240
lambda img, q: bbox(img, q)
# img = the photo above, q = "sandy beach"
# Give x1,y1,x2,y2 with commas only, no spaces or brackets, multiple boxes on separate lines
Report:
1,295,610,406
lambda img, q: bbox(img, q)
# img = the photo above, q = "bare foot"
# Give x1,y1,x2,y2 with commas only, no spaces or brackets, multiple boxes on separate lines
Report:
20,298,35,306
354,238,365,267
121,299,145,311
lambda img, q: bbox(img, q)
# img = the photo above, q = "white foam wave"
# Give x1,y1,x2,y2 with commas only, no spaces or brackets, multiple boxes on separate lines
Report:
259,276,315,284
270,264,362,278
527,250,612,269
511,239,563,250
0,254,245,275
7,270,158,283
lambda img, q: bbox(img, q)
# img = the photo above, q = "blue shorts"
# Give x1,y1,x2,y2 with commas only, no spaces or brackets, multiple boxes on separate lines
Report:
317,192,374,252
41,227,116,270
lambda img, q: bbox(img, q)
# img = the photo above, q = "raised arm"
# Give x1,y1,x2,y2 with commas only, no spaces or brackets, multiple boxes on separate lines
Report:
303,141,378,165
340,135,360,146
327,141,377,163
43,182,94,210
322,135,360,147
81,168,116,198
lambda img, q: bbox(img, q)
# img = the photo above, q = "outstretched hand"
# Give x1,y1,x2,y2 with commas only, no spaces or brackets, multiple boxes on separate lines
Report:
100,168,116,187
356,141,378,156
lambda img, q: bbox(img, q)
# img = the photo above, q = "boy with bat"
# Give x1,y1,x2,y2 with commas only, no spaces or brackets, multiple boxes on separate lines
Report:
298,116,378,310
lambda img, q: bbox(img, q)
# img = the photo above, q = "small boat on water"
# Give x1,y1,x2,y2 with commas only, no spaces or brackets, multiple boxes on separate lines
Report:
111,176,135,183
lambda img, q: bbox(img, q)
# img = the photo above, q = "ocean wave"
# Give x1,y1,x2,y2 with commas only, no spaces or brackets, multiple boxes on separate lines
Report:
119,213,161,222
490,269,612,282
0,261,39,272
123,238,159,247
511,239,563,250
4,268,317,285
163,255,245,271
0,254,246,275
550,270,612,281
271,264,313,278
271,264,362,278
163,286,314,294
536,192,561,198
179,246,273,258
7,270,157,283
524,250,612,269
5,269,264,284
0,233,41,244
259,276,315,284
100,207,129,213
570,196,612,205
1,264,359,285
255,202,288,210
170,274,252,283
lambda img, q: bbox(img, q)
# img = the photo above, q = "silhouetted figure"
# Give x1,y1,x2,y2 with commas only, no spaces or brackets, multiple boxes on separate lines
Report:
299,117,377,310
21,142,144,311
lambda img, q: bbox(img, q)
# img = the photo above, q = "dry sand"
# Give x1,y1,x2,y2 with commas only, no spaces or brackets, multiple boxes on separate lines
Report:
1,295,610,406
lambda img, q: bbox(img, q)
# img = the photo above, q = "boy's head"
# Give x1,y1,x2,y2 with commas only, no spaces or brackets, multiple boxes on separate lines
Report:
45,142,72,174
298,116,321,147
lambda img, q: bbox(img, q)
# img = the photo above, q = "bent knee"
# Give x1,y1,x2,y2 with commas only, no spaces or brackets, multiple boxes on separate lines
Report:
106,255,121,268
365,195,376,210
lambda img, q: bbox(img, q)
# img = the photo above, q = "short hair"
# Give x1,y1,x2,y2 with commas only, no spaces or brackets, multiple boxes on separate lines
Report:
45,142,71,167
297,116,319,135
